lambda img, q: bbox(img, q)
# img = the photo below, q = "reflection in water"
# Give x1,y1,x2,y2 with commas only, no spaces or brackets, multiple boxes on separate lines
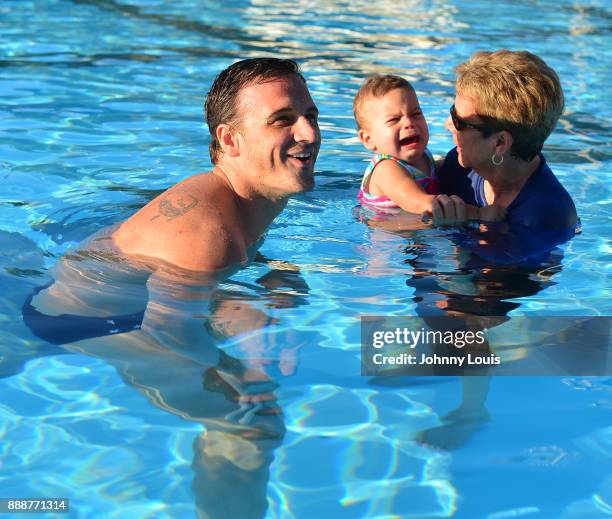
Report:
18,228,311,519
407,240,563,318
414,232,566,450
360,214,572,451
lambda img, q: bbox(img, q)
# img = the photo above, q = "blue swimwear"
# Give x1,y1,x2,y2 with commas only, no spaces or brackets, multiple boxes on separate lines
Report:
437,148,578,264
23,283,144,345
438,148,577,231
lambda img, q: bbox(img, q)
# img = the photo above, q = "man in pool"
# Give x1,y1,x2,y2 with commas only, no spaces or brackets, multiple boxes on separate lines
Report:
22,58,320,519
26,57,320,334
24,57,319,413
24,56,321,430
114,57,320,272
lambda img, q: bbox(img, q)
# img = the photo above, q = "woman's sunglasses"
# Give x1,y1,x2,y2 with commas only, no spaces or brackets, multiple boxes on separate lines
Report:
450,105,498,135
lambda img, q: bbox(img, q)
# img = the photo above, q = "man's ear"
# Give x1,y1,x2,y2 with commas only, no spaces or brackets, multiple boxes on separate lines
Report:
358,129,376,151
216,124,240,157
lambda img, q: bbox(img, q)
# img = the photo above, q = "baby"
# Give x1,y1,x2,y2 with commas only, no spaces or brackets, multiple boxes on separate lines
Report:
354,74,503,221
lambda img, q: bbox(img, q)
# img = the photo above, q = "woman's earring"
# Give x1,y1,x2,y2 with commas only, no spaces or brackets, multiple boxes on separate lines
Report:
491,153,504,166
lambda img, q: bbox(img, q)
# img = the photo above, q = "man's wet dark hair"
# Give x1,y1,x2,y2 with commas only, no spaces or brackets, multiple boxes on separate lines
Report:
205,58,305,164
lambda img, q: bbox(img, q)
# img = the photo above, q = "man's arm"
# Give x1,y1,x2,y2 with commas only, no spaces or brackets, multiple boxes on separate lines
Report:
114,183,247,273
154,218,246,273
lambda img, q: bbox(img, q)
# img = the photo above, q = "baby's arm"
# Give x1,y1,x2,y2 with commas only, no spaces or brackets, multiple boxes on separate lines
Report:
370,161,506,222
369,160,435,214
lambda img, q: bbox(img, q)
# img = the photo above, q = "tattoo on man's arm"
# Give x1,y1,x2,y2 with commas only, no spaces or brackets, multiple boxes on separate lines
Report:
150,195,199,221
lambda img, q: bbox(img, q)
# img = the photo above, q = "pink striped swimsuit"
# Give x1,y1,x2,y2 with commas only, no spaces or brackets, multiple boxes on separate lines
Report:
357,150,438,214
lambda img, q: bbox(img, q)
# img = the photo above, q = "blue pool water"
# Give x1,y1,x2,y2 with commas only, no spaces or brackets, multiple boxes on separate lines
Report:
1,1,611,518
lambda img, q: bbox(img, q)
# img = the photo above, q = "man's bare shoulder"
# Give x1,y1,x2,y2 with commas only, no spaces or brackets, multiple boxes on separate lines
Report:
153,216,244,272
113,172,246,272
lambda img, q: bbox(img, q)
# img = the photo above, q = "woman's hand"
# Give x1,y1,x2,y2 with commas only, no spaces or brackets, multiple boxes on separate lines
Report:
478,204,507,222
431,194,469,226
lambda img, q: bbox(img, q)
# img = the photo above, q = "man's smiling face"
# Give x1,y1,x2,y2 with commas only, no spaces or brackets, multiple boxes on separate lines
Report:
234,75,320,198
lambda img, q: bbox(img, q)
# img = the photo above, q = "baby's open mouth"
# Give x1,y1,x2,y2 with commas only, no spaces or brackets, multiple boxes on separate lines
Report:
400,136,419,146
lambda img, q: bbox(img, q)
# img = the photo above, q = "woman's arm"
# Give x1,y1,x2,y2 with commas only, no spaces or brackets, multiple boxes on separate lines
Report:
432,195,506,226
370,161,506,223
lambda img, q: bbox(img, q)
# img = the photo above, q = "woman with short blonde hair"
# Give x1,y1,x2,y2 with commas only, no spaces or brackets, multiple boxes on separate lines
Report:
434,50,577,235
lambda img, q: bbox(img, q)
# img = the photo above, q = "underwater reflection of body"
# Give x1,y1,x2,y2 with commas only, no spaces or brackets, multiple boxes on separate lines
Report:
361,211,575,450
21,227,311,519
407,227,565,318
408,225,567,449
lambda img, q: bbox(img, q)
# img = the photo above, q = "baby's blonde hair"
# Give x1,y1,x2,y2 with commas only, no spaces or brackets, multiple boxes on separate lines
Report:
456,50,564,161
353,74,415,130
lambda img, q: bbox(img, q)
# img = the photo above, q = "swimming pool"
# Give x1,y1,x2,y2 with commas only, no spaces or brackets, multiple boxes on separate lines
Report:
1,0,611,517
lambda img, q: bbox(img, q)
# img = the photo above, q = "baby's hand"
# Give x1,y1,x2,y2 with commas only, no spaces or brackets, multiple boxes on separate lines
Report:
478,205,506,222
